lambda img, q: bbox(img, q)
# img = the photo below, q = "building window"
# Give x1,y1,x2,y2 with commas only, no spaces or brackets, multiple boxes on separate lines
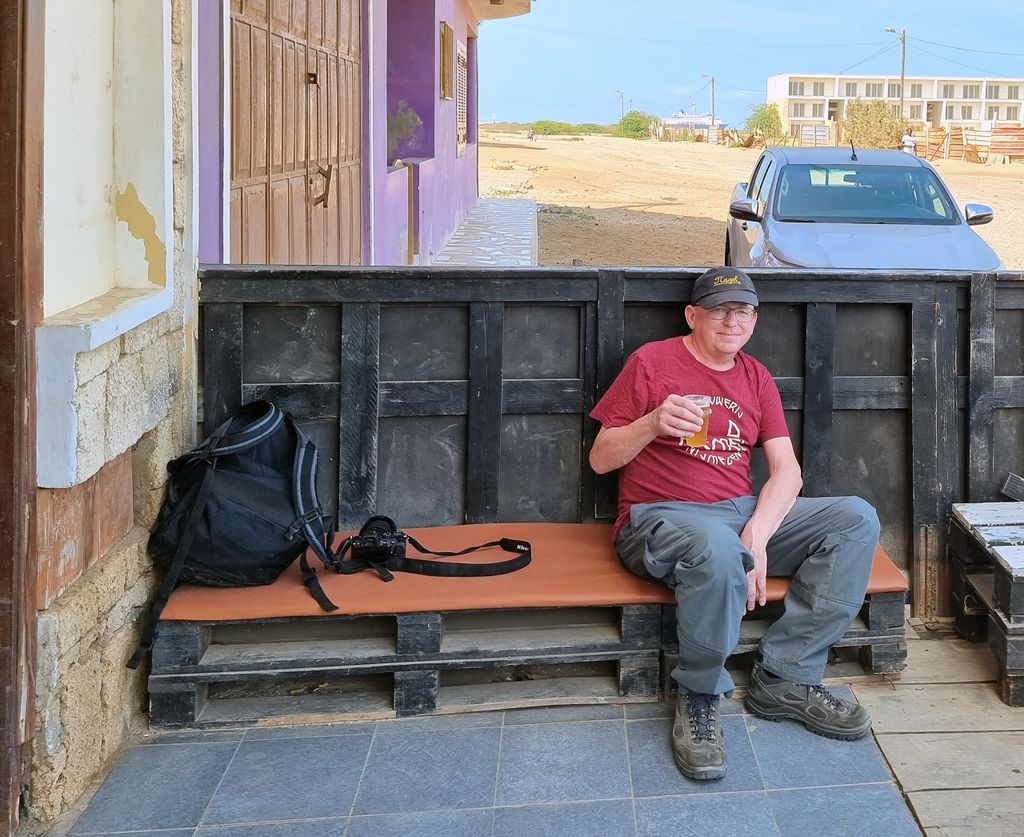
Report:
945,104,954,119
910,83,923,98
909,105,922,120
942,83,955,98
789,80,805,95
812,81,825,96
961,105,973,120
865,82,883,97
812,103,824,117
988,105,1000,120
456,41,468,153
963,84,979,99
845,82,857,97
888,82,901,98
790,102,805,117
1008,85,1021,100
987,84,1000,99
890,104,900,115
1008,105,1021,121
439,22,454,100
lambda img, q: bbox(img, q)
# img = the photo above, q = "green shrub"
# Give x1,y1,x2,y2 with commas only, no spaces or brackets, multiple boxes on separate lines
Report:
744,103,784,144
842,99,908,149
532,120,611,136
618,110,654,139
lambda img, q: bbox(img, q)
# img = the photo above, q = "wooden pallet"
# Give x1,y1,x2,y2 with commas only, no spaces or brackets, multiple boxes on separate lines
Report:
148,604,664,727
949,503,1024,706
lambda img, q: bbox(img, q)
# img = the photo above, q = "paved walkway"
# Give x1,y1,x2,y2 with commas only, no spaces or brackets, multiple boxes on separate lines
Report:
48,685,920,837
431,199,537,267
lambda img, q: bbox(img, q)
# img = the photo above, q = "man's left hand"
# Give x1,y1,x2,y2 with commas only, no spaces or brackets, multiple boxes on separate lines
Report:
741,527,768,611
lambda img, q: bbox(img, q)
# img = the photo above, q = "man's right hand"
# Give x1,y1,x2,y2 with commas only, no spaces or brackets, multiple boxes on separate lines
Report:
648,394,706,444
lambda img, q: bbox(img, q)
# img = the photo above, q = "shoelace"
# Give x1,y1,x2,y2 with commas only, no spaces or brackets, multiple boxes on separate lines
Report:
810,684,841,710
687,693,718,742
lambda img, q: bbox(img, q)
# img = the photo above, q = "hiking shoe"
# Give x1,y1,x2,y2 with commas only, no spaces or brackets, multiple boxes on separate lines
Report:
745,663,871,740
672,690,726,780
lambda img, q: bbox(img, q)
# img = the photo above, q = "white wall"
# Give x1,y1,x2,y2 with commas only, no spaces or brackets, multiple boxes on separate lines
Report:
42,0,173,318
43,0,117,316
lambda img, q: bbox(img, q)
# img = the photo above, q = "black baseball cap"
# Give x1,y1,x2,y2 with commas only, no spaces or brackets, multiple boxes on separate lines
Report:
691,267,759,308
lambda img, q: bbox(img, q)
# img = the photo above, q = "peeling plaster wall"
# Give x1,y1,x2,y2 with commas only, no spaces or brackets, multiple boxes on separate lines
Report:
27,0,199,826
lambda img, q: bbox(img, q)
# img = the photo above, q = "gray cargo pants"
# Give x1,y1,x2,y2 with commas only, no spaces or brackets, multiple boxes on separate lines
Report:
616,495,880,696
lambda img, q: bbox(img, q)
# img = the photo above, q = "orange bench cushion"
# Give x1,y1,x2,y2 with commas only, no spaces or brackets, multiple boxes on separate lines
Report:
159,522,907,622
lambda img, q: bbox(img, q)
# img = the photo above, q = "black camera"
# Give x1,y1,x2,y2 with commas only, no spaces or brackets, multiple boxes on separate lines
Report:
349,515,407,564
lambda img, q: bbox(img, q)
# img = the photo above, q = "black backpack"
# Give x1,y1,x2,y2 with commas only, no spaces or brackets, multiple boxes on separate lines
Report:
127,401,337,668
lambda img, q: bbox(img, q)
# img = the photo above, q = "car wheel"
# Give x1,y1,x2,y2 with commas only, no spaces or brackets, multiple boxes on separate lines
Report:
724,233,731,266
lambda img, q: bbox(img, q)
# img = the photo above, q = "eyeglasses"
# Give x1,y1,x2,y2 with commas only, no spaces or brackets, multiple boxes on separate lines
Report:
704,305,757,323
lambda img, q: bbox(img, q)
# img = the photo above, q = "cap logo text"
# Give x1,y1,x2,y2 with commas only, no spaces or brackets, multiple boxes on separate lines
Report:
713,276,743,286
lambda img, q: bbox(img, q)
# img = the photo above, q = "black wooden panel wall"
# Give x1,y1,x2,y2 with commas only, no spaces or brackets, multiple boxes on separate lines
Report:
200,265,1024,617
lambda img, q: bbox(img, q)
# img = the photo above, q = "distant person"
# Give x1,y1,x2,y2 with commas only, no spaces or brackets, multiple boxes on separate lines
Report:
901,128,917,155
589,266,879,782
527,127,536,142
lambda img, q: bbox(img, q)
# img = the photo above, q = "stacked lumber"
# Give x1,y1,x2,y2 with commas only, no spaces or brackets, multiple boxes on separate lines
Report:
963,128,992,163
921,126,947,160
947,125,965,160
989,127,1024,162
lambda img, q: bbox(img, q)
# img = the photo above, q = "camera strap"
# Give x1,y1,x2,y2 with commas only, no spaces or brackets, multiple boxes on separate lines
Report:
333,531,532,581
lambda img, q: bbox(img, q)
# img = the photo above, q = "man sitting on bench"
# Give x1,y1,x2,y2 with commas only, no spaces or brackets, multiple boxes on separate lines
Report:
589,266,880,781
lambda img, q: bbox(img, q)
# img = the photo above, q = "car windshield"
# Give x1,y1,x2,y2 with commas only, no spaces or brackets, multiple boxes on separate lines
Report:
773,164,958,225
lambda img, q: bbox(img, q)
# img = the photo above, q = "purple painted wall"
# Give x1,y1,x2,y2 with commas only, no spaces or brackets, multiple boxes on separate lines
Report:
197,0,224,263
372,0,481,265
387,1,434,161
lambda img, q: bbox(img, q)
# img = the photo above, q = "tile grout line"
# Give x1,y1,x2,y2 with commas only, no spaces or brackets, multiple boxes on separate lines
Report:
621,715,641,837
190,736,245,834
343,721,380,833
490,710,507,835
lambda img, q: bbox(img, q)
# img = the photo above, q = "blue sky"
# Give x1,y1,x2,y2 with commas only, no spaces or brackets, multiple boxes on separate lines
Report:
477,0,1024,127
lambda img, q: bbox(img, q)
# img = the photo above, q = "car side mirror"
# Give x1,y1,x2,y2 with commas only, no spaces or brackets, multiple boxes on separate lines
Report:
729,198,761,222
964,203,994,226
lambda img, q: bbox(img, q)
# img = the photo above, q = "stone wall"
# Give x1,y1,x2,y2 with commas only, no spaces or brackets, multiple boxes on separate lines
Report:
26,0,197,824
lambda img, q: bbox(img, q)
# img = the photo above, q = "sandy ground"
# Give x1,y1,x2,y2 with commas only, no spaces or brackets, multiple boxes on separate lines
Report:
478,129,1024,269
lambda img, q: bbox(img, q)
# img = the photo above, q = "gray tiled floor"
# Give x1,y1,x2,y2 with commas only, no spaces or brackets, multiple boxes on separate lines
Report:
63,689,922,837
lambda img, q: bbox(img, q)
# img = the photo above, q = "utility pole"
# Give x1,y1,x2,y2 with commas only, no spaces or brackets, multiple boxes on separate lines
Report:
616,89,624,122
885,27,907,117
701,73,716,143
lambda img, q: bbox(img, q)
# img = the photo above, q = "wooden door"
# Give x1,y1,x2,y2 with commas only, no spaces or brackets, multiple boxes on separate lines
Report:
230,0,361,265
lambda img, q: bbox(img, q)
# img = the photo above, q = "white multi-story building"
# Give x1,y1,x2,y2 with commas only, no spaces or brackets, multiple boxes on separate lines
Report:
767,73,1024,132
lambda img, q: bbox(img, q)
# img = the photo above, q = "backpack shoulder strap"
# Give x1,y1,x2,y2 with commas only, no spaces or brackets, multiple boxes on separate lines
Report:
287,416,339,612
127,464,219,669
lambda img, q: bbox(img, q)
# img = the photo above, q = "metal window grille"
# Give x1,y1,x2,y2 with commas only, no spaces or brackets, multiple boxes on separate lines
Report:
440,22,454,100
456,42,468,152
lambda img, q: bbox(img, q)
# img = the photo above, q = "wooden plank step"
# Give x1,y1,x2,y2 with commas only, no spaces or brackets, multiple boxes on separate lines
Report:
150,654,661,728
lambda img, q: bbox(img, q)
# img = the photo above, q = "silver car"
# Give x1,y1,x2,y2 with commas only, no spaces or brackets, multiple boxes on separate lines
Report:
725,147,1002,270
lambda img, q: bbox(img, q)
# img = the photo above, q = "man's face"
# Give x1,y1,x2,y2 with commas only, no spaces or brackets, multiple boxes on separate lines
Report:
685,302,758,357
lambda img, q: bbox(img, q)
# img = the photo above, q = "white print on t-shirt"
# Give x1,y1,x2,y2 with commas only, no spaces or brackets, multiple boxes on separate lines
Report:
683,399,747,466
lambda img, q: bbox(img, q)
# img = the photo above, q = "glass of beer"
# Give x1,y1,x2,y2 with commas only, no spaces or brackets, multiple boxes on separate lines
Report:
682,394,712,448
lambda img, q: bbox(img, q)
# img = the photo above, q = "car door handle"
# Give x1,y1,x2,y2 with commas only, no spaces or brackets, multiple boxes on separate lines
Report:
741,222,749,231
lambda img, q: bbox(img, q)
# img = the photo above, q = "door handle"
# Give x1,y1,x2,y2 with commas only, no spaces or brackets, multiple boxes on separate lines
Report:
312,163,333,208
741,222,749,231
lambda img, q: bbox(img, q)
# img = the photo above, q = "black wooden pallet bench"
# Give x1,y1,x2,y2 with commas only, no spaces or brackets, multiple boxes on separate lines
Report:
949,502,1024,705
148,523,908,728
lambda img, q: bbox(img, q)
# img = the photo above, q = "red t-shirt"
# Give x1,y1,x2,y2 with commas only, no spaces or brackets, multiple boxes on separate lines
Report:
591,337,789,539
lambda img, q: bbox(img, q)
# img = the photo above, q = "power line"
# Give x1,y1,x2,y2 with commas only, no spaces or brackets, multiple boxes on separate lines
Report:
838,41,898,74
908,43,1015,78
511,24,888,50
908,36,1024,58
